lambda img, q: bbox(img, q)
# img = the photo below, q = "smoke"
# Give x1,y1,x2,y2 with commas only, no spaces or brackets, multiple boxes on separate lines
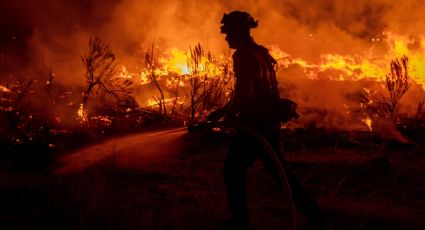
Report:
1,0,425,132
3,0,425,79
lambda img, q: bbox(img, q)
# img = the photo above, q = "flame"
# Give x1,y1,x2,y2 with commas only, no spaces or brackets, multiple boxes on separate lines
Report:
138,49,189,81
362,116,373,132
157,48,224,76
77,104,88,122
145,97,184,107
166,78,185,88
118,65,133,79
139,71,151,85
0,85,11,93
269,32,425,89
269,46,385,81
385,33,425,90
134,47,231,109
160,49,190,75
74,32,423,129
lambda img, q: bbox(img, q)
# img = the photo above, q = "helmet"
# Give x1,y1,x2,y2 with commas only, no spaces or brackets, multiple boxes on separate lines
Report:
220,11,258,34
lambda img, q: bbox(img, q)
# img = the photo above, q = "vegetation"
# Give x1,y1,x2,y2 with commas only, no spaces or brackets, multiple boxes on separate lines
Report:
385,56,410,120
81,36,118,112
145,44,167,116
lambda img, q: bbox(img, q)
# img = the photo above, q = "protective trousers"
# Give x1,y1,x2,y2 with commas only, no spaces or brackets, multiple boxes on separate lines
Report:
223,123,323,222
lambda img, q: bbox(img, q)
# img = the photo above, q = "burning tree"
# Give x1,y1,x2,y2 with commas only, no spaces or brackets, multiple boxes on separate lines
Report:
145,44,167,115
81,36,117,114
352,56,412,141
186,43,233,123
385,56,410,120
80,36,138,126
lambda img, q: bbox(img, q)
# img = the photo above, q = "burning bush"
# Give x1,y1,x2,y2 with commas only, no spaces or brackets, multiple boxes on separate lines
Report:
138,43,233,123
79,37,137,122
385,56,410,119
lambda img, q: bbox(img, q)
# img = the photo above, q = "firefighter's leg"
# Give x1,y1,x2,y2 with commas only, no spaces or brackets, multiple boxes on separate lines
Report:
257,124,285,185
259,128,326,229
284,165,325,221
224,130,257,224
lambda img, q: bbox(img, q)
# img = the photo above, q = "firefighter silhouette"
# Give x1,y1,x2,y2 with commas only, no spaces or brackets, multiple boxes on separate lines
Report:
208,11,326,229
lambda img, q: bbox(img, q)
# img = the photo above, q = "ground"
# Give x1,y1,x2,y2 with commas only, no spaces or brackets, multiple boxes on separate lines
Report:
0,127,424,229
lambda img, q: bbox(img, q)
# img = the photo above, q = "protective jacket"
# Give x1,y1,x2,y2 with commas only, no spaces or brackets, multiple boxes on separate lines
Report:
231,39,280,124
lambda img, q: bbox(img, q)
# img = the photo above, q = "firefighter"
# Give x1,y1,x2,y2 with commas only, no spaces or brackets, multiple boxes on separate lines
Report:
208,11,326,229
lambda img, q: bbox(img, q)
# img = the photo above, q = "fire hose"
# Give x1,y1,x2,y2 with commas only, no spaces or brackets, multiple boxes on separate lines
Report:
188,122,296,230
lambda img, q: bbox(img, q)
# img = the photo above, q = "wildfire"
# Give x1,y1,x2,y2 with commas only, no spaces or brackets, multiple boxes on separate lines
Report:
134,32,422,93
74,31,424,131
